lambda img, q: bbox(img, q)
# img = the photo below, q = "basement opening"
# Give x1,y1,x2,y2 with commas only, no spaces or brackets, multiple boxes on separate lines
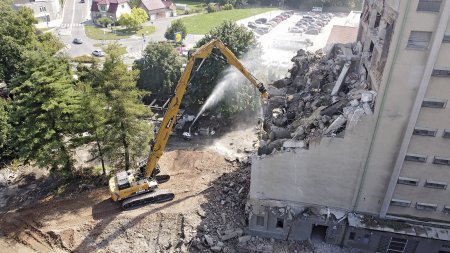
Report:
311,224,328,242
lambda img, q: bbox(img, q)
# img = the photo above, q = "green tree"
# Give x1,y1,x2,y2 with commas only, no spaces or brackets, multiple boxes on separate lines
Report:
119,8,149,31
76,82,109,175
128,0,141,8
185,21,257,113
99,45,152,170
164,19,187,40
0,3,37,85
97,17,114,27
135,42,183,97
10,53,82,174
0,99,12,159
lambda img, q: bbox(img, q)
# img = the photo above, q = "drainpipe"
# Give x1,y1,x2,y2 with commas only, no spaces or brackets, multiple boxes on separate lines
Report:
379,0,450,218
352,0,412,212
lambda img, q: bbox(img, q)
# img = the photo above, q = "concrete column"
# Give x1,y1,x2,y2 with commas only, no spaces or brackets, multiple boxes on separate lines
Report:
379,0,450,218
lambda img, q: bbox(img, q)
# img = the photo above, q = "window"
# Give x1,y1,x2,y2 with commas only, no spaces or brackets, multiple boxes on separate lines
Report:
422,98,447,108
39,6,46,12
349,232,356,240
443,206,450,213
443,130,450,139
398,177,419,186
413,127,437,136
416,202,438,211
432,68,450,77
99,4,107,11
433,156,450,165
256,216,264,226
444,32,450,43
374,12,381,28
276,218,284,229
391,199,411,207
388,237,407,252
424,180,447,189
417,0,442,12
407,31,432,50
405,154,427,162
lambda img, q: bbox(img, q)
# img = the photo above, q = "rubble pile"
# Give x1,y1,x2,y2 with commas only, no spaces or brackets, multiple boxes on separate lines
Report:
259,44,376,155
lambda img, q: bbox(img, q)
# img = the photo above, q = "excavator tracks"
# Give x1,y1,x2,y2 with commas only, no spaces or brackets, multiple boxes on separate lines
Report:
121,189,175,210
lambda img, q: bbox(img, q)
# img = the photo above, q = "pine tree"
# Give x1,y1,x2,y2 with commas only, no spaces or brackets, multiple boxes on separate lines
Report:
10,53,81,173
99,45,153,171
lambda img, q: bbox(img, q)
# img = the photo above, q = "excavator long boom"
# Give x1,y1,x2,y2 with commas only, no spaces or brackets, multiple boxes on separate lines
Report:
144,39,268,178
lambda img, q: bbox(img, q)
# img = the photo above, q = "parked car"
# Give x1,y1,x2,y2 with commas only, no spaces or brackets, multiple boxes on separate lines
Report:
267,21,277,27
255,18,267,24
92,50,105,57
248,22,257,29
305,29,319,35
72,38,83,44
288,27,303,33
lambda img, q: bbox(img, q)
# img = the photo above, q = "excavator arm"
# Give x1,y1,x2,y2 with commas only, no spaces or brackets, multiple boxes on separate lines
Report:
144,39,268,178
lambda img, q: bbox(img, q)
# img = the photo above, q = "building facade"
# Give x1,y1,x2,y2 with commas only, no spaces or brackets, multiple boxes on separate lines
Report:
90,0,131,23
247,0,450,252
13,0,62,24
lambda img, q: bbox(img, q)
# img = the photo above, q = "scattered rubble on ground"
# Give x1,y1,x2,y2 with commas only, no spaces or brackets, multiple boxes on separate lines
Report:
259,43,376,155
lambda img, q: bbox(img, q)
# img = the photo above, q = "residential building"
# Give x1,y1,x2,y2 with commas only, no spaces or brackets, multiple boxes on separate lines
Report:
13,0,61,24
139,0,175,20
247,0,450,252
90,0,131,23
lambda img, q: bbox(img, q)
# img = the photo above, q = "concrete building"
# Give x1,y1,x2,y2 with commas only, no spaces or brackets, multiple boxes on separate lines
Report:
247,0,450,252
13,0,62,24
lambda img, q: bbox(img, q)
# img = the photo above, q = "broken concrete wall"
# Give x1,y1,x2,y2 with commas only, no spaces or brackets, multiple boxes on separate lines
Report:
250,115,373,211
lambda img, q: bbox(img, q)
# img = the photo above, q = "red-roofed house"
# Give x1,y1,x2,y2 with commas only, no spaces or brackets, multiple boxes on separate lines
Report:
91,0,131,24
139,0,175,20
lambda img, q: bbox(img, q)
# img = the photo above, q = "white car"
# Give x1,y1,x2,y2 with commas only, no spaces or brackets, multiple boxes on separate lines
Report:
92,50,105,57
289,27,303,33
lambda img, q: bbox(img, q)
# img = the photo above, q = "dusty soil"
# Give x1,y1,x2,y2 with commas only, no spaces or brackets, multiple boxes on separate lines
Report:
0,123,354,253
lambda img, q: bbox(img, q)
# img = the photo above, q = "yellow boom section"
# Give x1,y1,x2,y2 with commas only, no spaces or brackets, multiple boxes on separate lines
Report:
144,39,268,178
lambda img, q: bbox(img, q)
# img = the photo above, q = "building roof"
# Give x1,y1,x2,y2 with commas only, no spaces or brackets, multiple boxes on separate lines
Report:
161,0,173,8
91,0,129,13
140,0,166,11
326,25,358,46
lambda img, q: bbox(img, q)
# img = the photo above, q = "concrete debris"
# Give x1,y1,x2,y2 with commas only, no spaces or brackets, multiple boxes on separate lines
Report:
259,43,376,155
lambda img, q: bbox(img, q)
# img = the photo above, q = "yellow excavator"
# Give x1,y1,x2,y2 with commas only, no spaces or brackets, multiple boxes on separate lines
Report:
109,39,269,209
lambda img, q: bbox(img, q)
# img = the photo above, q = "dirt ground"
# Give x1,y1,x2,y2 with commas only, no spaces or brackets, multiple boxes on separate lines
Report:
0,121,356,253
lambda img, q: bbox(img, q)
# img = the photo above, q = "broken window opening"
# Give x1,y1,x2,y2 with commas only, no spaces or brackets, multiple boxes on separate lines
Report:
369,41,375,53
422,98,447,108
432,68,450,77
398,177,419,186
407,31,432,50
276,218,284,229
417,0,442,12
405,154,427,163
349,232,356,240
256,216,265,227
416,202,438,211
413,127,437,137
443,206,450,213
443,32,450,43
424,180,447,189
374,12,381,29
390,199,411,207
443,130,450,139
433,156,450,165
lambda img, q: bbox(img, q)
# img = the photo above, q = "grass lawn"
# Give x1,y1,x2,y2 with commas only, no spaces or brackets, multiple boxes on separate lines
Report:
180,7,278,34
93,43,127,55
85,25,156,40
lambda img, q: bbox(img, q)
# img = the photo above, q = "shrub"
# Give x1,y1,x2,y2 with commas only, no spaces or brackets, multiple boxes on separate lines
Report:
72,55,99,64
207,3,218,13
223,3,233,10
